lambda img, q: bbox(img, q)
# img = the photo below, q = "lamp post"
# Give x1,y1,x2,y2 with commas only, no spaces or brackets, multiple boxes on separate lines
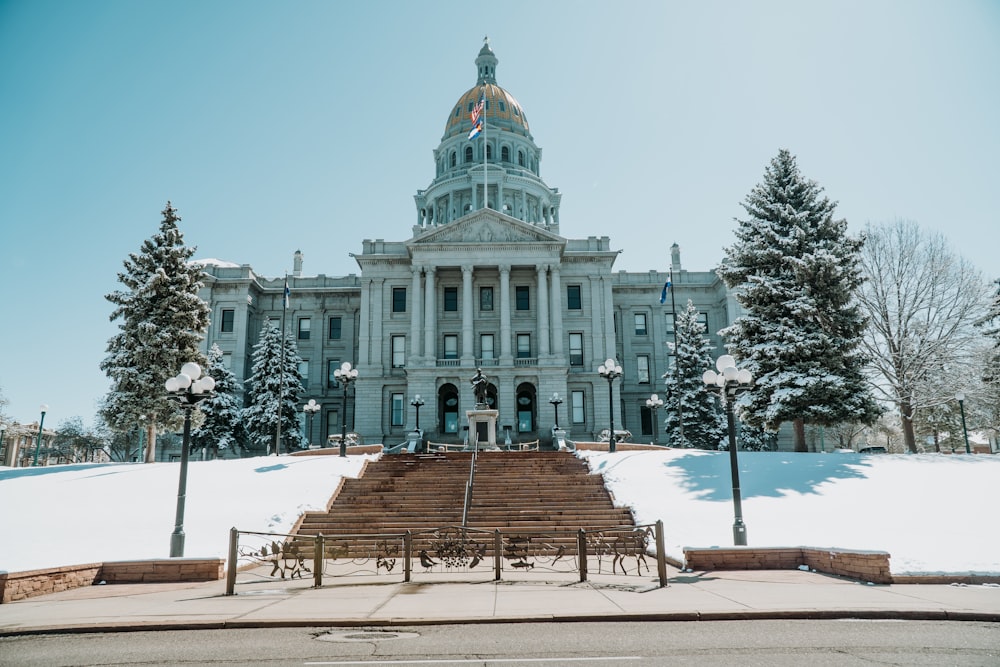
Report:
0,422,6,466
333,362,359,457
410,395,425,431
549,392,563,430
303,399,320,449
956,392,971,455
702,355,753,546
165,362,215,557
598,357,623,453
32,404,49,466
646,393,664,446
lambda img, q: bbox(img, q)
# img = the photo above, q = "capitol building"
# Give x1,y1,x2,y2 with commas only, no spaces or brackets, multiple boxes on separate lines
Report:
197,41,739,448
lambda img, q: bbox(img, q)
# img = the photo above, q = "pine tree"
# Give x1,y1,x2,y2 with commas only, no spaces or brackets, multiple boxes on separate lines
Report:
242,321,304,454
663,300,727,449
100,202,210,462
191,344,247,458
717,150,881,451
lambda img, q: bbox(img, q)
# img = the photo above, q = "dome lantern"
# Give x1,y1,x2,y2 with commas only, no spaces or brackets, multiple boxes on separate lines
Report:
476,36,498,85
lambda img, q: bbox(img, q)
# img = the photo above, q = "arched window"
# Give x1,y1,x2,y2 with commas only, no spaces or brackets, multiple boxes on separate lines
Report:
450,151,456,168
486,144,493,160
518,150,525,167
516,383,536,433
501,146,510,162
439,383,460,434
465,146,473,163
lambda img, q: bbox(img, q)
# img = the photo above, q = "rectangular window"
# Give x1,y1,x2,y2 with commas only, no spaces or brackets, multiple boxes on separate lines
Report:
697,312,708,330
391,393,404,427
327,359,340,388
391,335,405,368
480,334,494,360
567,285,582,310
516,333,531,358
443,334,458,359
634,313,648,336
569,333,584,366
298,318,311,340
480,286,494,311
665,313,675,334
220,309,235,333
571,390,585,423
640,406,653,436
328,316,342,340
444,286,458,312
515,285,530,310
298,360,309,388
222,353,232,370
637,355,650,384
392,287,406,313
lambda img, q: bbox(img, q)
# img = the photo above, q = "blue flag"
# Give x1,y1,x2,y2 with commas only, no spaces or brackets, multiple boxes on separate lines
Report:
659,280,672,304
283,281,290,309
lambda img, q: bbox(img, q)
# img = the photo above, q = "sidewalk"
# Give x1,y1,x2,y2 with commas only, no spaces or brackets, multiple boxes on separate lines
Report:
2,566,998,635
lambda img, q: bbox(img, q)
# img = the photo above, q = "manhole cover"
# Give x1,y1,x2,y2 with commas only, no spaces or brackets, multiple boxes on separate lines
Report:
317,630,420,643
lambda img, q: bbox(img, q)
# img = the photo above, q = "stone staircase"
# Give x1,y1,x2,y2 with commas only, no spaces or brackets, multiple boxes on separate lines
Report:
292,451,635,556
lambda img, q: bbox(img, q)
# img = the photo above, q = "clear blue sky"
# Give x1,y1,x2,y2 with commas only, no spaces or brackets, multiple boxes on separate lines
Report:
2,0,998,427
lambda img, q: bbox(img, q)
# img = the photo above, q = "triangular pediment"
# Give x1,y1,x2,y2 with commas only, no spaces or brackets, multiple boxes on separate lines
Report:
410,209,563,246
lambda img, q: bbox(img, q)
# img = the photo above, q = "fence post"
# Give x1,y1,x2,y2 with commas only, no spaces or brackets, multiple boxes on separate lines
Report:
494,529,502,581
404,531,412,583
655,520,668,588
578,529,588,583
313,534,324,588
225,527,239,596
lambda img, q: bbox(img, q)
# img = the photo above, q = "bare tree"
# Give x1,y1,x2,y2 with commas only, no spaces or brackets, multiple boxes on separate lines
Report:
857,220,991,452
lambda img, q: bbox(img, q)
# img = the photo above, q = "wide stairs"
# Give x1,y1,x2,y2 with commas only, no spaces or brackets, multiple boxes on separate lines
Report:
293,451,635,557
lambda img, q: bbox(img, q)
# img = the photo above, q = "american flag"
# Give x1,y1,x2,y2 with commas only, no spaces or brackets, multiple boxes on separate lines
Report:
468,96,484,139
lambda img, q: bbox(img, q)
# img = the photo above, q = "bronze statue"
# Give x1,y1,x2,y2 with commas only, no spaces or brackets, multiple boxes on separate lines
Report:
471,367,488,406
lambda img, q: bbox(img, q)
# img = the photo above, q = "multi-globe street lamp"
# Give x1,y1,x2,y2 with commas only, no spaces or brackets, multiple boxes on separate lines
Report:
598,357,623,453
410,395,425,431
955,392,971,455
702,355,753,546
303,399,320,449
165,362,215,557
32,404,49,466
549,392,563,430
645,393,664,446
333,362,359,457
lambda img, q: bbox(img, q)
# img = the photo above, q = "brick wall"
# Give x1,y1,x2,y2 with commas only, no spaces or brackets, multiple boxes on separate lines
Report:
683,546,892,584
1,558,224,603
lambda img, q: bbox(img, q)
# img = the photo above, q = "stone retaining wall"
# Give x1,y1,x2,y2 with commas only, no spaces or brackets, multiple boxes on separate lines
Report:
1,558,224,603
683,546,892,584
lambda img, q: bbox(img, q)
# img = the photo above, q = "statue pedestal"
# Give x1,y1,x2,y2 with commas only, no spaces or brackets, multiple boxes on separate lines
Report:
466,409,499,449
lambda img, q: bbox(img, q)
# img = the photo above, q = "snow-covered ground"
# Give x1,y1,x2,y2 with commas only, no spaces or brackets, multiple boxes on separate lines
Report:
2,450,997,575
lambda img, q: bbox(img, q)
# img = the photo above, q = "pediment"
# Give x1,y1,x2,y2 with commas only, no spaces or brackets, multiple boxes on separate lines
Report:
410,209,563,246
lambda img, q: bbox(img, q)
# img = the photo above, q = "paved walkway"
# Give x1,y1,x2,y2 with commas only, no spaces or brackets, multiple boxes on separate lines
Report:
2,567,998,635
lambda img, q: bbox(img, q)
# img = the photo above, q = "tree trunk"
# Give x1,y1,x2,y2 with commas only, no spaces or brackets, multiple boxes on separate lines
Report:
900,401,917,453
144,422,157,463
793,419,807,452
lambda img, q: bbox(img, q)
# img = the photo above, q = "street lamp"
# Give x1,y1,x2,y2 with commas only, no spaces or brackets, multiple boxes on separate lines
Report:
702,354,753,546
303,399,320,449
165,362,215,557
549,392,563,430
0,422,6,465
646,393,664,446
410,395,425,431
32,404,49,466
598,357,623,453
333,361,359,457
955,392,971,454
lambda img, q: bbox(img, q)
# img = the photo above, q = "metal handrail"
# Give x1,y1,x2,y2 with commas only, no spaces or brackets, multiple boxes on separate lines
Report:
461,437,479,526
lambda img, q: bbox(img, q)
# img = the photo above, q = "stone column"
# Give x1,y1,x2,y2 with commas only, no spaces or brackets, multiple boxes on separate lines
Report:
499,264,512,361
536,264,550,357
410,266,422,361
358,279,372,365
462,264,475,363
549,265,563,357
603,276,616,361
423,267,437,359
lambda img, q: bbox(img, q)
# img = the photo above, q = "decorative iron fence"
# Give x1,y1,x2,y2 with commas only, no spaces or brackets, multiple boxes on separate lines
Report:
225,522,668,595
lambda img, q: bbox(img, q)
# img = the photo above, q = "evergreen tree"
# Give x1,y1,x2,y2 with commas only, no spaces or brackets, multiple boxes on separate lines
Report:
191,344,247,458
242,321,304,454
663,299,726,449
718,150,880,451
100,202,210,462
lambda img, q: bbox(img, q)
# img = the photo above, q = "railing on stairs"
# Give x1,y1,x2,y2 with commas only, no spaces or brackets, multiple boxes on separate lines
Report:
461,437,479,526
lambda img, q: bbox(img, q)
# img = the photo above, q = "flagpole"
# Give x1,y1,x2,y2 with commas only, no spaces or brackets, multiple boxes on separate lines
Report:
668,268,684,446
275,276,288,456
482,86,488,209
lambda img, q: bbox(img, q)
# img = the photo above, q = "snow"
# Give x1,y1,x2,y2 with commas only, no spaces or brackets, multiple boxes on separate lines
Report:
1,450,997,576
190,258,240,268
